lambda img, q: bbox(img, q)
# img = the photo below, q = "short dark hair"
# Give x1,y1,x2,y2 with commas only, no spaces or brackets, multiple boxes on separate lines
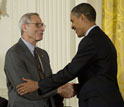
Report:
71,3,96,21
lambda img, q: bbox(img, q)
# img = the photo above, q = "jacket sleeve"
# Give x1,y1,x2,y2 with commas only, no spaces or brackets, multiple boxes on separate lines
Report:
38,37,96,94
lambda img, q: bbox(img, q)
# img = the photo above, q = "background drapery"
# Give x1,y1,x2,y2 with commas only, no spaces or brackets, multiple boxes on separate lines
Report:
102,0,124,99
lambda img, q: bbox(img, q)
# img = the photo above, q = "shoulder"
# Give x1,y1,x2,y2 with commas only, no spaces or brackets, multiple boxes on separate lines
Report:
76,37,97,57
5,40,28,61
6,42,24,56
78,37,95,50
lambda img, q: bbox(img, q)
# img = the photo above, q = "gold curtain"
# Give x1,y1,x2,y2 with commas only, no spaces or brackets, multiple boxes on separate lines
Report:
102,0,124,99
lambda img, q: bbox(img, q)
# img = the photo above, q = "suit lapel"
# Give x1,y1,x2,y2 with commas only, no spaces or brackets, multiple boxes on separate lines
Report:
18,39,37,66
18,39,43,80
18,39,51,77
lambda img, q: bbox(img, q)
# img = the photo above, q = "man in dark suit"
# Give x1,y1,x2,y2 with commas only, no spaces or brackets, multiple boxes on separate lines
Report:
4,13,74,107
17,3,124,107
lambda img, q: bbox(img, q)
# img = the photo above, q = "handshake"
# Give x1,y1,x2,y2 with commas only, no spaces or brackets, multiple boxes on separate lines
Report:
57,83,77,98
16,78,77,98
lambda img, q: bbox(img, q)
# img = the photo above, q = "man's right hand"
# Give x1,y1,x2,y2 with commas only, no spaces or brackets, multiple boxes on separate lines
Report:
57,83,77,98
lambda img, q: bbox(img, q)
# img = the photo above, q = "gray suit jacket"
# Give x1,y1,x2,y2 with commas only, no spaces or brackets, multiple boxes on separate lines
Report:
4,39,63,107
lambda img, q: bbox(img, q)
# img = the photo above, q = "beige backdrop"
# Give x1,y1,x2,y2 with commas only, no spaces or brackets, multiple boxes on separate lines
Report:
0,0,102,106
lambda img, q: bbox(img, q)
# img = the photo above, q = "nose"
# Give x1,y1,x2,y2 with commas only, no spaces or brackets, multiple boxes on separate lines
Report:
71,25,75,30
40,26,45,32
71,23,75,30
72,26,74,30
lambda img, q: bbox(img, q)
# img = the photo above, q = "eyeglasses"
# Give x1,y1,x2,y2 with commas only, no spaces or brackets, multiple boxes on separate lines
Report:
26,23,46,28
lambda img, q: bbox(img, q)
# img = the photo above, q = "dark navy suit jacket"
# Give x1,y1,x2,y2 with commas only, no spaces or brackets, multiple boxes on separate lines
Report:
38,26,124,107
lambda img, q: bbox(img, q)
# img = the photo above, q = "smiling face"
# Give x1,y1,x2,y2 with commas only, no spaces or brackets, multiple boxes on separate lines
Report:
70,13,87,38
22,15,45,45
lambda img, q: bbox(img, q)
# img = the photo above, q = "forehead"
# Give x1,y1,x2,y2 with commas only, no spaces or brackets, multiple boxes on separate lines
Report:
30,15,42,23
70,13,78,21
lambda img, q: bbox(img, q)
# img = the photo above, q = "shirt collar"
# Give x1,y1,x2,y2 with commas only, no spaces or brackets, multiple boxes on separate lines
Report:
21,37,35,56
85,25,97,37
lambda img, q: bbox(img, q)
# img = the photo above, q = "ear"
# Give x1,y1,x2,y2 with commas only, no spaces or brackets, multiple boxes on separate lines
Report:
80,14,85,20
22,24,27,32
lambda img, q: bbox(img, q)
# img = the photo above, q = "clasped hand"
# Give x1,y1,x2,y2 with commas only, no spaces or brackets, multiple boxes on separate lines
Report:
16,78,77,99
57,83,77,98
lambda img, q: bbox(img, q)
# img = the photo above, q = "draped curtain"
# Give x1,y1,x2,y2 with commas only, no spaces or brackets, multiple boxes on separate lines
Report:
102,0,124,99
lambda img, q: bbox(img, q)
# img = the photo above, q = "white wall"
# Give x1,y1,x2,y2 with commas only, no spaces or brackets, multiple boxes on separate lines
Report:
0,0,102,106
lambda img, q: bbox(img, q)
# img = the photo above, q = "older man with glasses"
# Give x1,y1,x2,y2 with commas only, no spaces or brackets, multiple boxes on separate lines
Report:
4,13,75,107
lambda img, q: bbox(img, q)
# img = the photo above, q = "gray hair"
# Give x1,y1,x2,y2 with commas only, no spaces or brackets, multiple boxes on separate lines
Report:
19,13,39,35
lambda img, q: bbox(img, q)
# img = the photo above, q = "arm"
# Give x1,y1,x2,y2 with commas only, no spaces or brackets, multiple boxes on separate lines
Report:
38,38,96,94
16,38,96,95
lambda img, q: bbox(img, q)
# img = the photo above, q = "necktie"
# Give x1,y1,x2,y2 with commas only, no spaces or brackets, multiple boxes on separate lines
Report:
34,48,45,79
